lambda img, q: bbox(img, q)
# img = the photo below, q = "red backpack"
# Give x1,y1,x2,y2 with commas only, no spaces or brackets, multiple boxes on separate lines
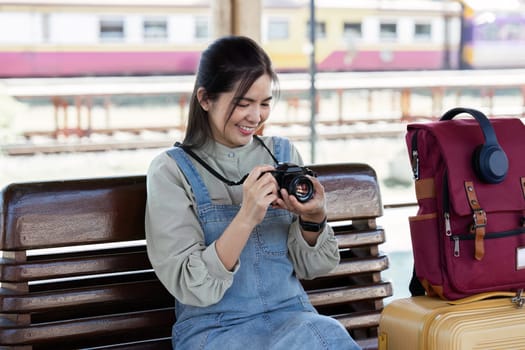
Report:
406,107,525,300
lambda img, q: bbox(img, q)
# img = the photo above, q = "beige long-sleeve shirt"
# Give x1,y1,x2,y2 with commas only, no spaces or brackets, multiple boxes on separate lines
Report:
145,136,340,307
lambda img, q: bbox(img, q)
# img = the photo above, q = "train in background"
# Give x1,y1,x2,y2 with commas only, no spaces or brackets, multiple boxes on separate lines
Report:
0,0,524,78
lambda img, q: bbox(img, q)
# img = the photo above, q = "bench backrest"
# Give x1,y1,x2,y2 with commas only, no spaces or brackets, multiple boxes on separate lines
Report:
0,163,392,349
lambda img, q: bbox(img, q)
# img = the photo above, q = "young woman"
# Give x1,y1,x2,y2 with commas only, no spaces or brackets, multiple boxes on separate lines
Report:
145,36,361,350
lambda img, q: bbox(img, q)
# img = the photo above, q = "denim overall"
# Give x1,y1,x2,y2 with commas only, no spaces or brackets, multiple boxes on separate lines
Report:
167,137,360,350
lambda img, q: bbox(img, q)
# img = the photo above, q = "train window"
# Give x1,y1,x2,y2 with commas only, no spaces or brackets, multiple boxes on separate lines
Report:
474,20,525,42
99,18,125,42
268,18,289,40
476,22,499,41
195,16,209,40
380,22,397,41
343,22,362,39
414,23,432,40
498,22,523,41
144,18,168,41
306,21,326,39
41,14,50,43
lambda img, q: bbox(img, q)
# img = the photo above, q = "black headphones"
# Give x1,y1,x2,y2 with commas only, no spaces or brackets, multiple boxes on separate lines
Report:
440,107,509,184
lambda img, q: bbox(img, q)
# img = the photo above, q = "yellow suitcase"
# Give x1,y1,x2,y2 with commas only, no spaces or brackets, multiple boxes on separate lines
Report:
378,292,525,350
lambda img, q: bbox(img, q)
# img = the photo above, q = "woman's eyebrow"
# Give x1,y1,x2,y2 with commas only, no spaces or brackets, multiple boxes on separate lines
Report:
237,96,273,103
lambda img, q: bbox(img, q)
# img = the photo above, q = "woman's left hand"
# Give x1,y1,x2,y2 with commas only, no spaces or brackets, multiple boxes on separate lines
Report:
272,175,327,223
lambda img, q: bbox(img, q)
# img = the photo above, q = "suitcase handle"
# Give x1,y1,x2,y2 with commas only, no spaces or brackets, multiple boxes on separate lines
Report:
447,290,517,305
440,107,508,184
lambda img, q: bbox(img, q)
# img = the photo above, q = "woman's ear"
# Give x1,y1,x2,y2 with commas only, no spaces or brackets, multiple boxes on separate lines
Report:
197,87,209,111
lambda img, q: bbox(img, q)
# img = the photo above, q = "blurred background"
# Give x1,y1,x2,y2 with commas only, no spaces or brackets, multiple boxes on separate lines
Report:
2,0,525,302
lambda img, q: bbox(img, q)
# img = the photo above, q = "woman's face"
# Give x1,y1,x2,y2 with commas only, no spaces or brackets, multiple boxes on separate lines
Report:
201,74,272,148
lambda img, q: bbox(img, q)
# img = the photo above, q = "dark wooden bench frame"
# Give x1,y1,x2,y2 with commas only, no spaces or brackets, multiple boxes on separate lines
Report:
0,163,392,349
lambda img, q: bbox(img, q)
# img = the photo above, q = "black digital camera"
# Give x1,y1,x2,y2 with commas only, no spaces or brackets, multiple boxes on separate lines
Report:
271,163,316,203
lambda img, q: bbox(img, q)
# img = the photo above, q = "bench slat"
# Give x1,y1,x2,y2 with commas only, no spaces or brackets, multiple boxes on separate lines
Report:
329,255,389,276
0,280,172,314
1,176,146,250
356,338,380,350
0,308,174,348
334,227,385,248
0,249,151,282
335,310,382,329
308,282,393,306
310,163,383,221
89,338,173,350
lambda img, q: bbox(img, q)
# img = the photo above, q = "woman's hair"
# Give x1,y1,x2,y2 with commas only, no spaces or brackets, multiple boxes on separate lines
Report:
183,35,279,148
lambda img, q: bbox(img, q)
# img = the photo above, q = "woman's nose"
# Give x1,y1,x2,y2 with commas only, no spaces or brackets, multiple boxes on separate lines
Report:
247,105,262,122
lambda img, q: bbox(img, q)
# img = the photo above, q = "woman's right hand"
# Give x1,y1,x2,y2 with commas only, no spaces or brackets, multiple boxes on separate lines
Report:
239,164,278,227
215,165,278,271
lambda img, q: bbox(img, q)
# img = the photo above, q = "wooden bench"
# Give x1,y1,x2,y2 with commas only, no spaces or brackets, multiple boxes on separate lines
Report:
0,163,392,349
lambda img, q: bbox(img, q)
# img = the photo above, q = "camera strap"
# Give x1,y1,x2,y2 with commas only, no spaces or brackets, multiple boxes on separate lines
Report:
174,135,278,186
254,135,280,164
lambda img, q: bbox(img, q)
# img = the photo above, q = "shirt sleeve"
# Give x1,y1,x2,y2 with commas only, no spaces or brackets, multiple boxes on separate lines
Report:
285,141,341,279
145,152,238,307
287,221,340,280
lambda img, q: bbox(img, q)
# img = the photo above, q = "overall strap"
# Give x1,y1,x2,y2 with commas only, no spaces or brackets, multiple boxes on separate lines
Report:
271,136,291,163
166,146,212,207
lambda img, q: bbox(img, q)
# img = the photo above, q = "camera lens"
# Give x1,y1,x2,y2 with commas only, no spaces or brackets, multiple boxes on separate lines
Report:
288,176,314,203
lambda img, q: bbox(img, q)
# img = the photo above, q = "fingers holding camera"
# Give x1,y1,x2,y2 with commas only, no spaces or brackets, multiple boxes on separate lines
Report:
283,175,327,221
239,165,279,226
